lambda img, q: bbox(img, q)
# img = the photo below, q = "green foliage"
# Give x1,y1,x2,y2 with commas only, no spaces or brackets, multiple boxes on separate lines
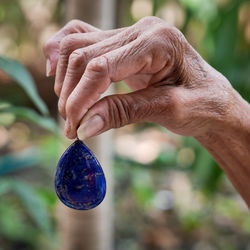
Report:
0,179,55,240
0,198,37,242
0,147,40,176
152,0,164,16
11,180,53,237
0,56,48,115
131,169,155,207
180,0,218,22
0,57,58,136
36,187,58,210
0,111,15,126
193,147,222,192
0,0,26,25
180,210,203,231
0,56,59,247
1,106,58,134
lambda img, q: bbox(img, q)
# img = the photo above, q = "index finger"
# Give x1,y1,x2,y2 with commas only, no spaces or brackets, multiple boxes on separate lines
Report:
43,19,99,76
64,37,151,138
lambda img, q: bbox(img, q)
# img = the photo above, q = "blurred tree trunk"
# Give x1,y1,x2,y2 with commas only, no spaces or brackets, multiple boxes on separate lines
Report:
57,0,115,250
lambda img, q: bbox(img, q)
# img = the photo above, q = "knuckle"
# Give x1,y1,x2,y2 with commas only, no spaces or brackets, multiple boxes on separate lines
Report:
166,27,185,48
170,27,185,43
151,26,185,78
156,24,184,42
67,19,82,29
65,97,76,115
153,24,169,36
139,16,162,25
86,57,108,77
43,38,53,54
60,35,75,55
69,49,84,67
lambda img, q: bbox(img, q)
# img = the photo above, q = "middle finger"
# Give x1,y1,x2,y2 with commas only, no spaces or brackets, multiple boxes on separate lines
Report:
55,28,126,98
58,27,138,118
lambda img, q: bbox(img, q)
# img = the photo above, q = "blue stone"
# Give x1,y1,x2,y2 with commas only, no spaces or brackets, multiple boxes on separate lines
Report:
55,140,106,210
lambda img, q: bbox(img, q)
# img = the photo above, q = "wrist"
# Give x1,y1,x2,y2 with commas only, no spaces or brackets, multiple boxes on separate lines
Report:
194,93,250,208
195,91,250,146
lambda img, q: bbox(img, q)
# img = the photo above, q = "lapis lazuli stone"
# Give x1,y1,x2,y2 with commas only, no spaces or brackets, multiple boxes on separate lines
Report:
55,140,106,210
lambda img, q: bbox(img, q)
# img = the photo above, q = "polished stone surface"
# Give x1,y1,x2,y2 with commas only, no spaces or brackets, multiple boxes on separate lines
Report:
55,140,106,210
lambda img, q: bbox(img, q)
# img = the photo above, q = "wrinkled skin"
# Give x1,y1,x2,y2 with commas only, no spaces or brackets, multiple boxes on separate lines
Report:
44,17,241,140
44,16,250,208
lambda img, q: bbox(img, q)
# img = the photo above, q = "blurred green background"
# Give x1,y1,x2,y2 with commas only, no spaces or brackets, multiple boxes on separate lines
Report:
0,0,250,249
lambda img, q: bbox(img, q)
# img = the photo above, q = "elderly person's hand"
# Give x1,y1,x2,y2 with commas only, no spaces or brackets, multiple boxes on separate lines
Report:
44,17,250,207
44,17,245,139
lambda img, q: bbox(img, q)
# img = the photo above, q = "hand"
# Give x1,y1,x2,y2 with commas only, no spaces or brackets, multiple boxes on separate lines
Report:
44,16,243,141
44,17,250,207
43,19,100,77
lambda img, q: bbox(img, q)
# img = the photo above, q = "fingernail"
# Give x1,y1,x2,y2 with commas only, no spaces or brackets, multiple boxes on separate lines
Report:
46,59,52,77
77,115,104,141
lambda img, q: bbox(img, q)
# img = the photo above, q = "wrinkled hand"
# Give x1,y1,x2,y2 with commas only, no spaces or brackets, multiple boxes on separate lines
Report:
44,16,241,140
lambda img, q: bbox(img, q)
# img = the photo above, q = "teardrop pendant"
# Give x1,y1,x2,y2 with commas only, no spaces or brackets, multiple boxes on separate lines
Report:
55,140,106,210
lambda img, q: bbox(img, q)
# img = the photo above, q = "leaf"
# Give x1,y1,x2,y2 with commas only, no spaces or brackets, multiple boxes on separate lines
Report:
0,179,12,195
0,179,54,238
0,147,41,176
0,102,15,127
180,0,217,22
0,198,38,241
152,0,164,16
131,169,155,207
11,180,53,237
192,146,222,193
153,149,177,168
212,7,238,70
0,112,15,126
0,101,11,110
36,187,57,208
0,56,48,115
38,135,62,167
180,210,203,232
1,106,58,134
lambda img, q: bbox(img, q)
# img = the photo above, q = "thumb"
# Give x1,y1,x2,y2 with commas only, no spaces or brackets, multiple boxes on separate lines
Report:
76,88,156,140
